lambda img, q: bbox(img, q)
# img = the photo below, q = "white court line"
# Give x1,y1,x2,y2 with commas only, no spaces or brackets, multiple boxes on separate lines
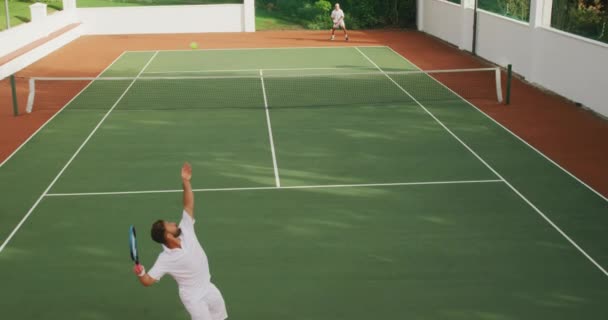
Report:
384,46,608,203
143,67,376,75
260,69,281,187
355,46,608,277
0,51,159,254
126,45,386,53
44,179,504,197
0,51,128,168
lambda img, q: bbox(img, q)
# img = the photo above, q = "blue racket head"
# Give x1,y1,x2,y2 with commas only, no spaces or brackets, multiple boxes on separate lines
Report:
129,225,139,264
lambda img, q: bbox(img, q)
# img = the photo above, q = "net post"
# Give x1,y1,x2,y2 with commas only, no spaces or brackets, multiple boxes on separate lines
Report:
10,75,19,116
494,67,503,103
26,78,36,113
506,64,512,105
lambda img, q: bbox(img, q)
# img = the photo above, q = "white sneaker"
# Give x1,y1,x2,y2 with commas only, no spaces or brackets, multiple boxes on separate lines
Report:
331,35,335,41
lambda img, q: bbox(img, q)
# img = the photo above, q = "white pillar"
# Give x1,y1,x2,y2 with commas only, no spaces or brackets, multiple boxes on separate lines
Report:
243,0,255,32
63,0,77,11
4,0,11,29
29,3,48,22
417,0,424,31
530,0,553,28
529,0,550,84
541,0,553,27
459,0,475,51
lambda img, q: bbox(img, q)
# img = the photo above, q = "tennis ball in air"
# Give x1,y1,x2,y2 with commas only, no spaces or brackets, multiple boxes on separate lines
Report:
190,42,199,50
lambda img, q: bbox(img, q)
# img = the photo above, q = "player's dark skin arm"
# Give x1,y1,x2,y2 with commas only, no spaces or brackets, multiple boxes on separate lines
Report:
182,162,194,218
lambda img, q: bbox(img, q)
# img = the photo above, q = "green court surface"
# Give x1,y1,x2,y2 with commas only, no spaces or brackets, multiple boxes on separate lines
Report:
0,47,607,319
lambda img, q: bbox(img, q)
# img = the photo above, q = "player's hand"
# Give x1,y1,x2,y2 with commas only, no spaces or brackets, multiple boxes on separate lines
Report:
181,162,192,181
133,264,146,277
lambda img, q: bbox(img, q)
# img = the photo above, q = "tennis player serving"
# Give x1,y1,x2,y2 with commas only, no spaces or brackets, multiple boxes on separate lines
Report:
330,3,349,41
133,163,227,320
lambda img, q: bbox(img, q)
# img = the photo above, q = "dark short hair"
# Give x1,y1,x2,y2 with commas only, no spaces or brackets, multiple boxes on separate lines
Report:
151,220,166,244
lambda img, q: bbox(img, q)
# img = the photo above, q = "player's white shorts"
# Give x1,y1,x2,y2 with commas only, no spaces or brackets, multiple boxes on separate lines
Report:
186,284,228,320
333,21,346,29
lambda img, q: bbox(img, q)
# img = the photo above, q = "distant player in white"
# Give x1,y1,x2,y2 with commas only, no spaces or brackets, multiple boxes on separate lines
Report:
133,163,227,320
330,3,349,41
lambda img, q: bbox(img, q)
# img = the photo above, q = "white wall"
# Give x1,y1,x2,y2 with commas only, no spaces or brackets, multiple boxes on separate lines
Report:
0,10,78,58
77,4,247,35
0,25,82,79
243,0,256,32
422,0,462,46
0,1,80,80
0,2,256,79
475,10,533,78
418,0,608,117
534,27,608,116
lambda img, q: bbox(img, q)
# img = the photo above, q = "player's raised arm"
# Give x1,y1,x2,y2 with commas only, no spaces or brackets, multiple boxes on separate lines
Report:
182,162,194,218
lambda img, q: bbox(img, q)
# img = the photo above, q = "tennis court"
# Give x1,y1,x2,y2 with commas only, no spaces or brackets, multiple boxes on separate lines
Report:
0,46,607,319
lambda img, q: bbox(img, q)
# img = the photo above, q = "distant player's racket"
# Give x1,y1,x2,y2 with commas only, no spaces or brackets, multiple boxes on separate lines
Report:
129,225,140,265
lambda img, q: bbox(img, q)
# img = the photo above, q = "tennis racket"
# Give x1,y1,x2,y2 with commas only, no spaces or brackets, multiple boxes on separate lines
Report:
129,225,140,265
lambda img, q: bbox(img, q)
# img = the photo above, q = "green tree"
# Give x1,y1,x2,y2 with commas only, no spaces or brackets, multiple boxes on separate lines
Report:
256,0,416,29
498,0,531,21
298,0,332,29
551,0,608,43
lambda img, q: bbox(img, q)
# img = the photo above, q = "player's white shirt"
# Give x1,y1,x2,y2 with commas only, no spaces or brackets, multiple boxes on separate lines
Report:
149,211,211,307
331,9,345,23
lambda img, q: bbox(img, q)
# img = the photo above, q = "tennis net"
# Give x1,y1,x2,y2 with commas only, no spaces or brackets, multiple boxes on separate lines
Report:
25,67,504,113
